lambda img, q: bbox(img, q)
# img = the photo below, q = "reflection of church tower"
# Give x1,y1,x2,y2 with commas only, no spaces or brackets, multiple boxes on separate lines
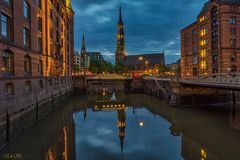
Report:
116,6,127,64
81,33,87,68
117,108,126,154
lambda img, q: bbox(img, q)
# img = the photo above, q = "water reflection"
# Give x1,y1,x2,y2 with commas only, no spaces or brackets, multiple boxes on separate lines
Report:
0,93,240,160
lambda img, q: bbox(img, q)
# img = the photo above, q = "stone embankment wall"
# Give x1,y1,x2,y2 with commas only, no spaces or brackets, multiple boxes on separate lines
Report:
0,78,73,148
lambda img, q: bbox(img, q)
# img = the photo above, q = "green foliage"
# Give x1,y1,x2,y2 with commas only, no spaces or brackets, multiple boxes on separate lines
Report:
155,64,170,75
72,64,80,73
114,62,128,73
89,60,114,73
88,60,128,74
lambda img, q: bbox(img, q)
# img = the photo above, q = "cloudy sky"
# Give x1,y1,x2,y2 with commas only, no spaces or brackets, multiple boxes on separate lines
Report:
71,0,205,64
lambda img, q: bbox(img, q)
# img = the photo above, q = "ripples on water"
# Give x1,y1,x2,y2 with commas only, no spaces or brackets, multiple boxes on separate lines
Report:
0,93,240,160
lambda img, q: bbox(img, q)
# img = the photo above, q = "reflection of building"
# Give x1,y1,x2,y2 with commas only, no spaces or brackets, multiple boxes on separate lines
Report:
181,0,240,79
124,53,165,71
116,6,127,64
117,108,126,154
87,52,104,62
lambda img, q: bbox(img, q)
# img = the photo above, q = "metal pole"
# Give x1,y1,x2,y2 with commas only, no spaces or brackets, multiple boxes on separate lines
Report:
232,91,236,108
6,110,9,142
60,89,62,106
36,97,39,120
51,92,54,111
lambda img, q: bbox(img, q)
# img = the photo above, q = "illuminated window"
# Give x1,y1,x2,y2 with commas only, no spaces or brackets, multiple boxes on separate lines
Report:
2,50,14,75
201,60,207,70
200,28,208,36
200,39,208,46
200,49,207,58
199,16,206,22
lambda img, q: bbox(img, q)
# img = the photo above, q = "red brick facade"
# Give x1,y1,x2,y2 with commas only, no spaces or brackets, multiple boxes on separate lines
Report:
0,0,74,113
181,0,240,79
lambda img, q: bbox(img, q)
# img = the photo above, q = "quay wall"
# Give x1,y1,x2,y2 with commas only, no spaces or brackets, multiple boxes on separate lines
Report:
0,77,73,148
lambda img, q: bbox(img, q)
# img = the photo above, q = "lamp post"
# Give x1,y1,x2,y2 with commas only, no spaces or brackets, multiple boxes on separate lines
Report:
145,61,149,71
135,56,143,72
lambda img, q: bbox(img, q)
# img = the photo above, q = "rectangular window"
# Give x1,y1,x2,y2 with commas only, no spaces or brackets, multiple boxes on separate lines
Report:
36,0,41,8
24,56,31,74
5,83,14,96
230,52,237,62
37,17,42,31
38,60,43,74
230,28,236,35
213,55,218,64
23,27,30,48
200,39,208,46
230,39,236,47
201,60,207,70
230,17,237,24
37,37,42,52
25,81,31,93
23,0,30,20
3,0,11,4
1,13,11,40
200,49,207,58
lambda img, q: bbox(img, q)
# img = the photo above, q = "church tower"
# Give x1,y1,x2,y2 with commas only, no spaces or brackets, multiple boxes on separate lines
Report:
81,33,87,68
115,6,127,64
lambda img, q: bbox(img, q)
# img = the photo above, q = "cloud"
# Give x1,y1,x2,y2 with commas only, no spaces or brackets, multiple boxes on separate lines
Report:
71,0,205,64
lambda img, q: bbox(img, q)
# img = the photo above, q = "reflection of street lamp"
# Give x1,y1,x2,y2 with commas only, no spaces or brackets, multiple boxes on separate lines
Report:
139,122,144,127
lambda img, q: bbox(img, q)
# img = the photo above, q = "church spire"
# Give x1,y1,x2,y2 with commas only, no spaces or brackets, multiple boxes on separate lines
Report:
116,6,126,64
81,33,87,68
81,33,86,55
119,5,123,23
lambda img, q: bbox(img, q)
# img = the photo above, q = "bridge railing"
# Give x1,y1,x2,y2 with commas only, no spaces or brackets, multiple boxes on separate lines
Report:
191,73,240,85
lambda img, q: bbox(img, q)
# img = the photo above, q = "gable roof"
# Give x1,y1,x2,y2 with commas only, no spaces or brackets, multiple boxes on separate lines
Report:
198,0,240,17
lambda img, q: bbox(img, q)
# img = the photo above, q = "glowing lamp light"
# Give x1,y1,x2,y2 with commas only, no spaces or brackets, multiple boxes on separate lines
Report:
139,122,144,127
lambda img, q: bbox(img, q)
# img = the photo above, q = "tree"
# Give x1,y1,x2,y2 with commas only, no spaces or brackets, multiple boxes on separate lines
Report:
72,64,80,73
156,64,170,75
114,62,128,73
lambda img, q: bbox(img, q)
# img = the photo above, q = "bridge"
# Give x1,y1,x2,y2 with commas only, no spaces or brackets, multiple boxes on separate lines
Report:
179,73,240,91
73,73,239,107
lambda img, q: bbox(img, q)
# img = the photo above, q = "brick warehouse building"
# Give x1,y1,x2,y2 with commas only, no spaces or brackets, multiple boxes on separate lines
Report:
0,0,74,136
181,0,240,79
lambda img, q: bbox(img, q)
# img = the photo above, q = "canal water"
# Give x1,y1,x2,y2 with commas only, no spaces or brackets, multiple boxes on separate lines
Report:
0,93,240,160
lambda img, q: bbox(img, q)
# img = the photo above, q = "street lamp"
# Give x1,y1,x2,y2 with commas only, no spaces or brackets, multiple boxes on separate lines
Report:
145,61,149,71
135,56,143,71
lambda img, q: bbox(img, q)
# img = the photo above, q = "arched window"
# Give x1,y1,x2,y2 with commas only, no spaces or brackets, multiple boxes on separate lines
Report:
2,49,14,76
38,59,43,75
230,52,237,62
24,55,31,75
231,65,237,72
211,6,218,18
192,67,198,76
39,80,43,89
25,81,31,93
5,83,14,96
